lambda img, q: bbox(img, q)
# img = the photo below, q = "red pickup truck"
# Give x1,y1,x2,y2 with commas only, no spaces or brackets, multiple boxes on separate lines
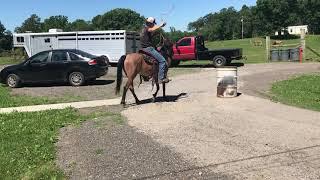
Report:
172,36,243,67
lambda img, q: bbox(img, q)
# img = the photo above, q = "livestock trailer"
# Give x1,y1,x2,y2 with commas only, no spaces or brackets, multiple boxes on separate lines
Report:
13,29,141,63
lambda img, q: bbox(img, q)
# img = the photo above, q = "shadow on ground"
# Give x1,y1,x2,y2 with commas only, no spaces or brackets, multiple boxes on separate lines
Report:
126,93,188,107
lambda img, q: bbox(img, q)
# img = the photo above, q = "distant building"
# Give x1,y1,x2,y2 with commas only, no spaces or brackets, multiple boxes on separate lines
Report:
287,25,308,35
274,25,308,36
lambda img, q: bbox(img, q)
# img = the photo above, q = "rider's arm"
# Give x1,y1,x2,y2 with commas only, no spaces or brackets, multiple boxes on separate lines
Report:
147,22,166,32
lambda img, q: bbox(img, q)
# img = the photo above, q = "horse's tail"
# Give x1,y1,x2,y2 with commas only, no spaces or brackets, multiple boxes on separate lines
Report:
115,55,126,95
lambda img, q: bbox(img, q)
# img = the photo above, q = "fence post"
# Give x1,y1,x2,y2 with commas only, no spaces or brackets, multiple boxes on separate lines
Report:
300,29,306,61
266,36,270,62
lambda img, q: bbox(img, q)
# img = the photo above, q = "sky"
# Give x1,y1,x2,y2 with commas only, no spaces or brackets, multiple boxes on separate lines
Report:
0,0,257,32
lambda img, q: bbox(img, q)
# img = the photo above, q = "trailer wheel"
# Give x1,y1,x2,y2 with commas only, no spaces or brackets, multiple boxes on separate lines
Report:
213,55,227,67
6,73,21,88
69,72,85,86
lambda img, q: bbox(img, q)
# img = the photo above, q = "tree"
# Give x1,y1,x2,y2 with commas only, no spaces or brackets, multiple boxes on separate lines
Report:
239,5,254,38
92,8,145,31
92,15,103,30
68,19,93,31
0,21,13,51
42,15,70,32
166,27,196,42
301,0,320,34
254,0,305,35
0,21,5,35
188,7,241,41
15,14,42,33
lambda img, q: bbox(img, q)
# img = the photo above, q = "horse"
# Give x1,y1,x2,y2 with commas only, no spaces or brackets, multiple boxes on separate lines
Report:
115,36,174,105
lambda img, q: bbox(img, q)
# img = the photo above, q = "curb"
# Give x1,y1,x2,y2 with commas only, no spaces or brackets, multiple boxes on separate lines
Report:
0,98,121,114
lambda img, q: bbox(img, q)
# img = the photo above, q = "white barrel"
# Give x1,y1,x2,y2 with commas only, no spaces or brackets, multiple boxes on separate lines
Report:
216,67,238,98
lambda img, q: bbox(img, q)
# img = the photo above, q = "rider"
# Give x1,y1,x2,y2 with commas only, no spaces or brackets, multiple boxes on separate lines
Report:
140,17,170,83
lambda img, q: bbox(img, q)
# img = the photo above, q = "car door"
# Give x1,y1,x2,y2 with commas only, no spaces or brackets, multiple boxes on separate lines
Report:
23,51,50,82
46,50,70,81
173,37,195,60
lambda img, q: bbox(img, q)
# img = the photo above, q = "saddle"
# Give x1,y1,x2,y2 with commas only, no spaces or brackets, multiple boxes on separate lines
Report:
139,49,158,65
138,49,159,84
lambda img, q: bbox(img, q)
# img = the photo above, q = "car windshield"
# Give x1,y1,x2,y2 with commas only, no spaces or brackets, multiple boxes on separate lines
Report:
75,50,97,59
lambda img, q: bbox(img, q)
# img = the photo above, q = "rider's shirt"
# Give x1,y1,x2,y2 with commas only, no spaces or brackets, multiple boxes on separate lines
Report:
140,26,153,48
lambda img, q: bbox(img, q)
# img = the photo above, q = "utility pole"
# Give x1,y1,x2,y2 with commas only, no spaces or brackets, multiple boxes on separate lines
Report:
241,16,244,39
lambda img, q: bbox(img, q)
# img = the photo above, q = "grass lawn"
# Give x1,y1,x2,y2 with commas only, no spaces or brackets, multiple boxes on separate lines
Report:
0,85,85,108
271,74,320,111
179,35,320,66
0,57,23,65
0,108,123,179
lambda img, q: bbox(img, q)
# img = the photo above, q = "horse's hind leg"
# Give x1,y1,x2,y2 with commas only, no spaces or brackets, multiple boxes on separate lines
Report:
152,83,160,103
129,87,141,104
121,85,129,105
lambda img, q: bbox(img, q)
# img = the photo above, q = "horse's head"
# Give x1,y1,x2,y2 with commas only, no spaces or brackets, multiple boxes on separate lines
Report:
159,37,174,66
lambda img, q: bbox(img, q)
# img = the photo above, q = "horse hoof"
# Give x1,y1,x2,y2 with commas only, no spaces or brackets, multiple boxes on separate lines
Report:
136,100,141,105
152,97,156,103
120,101,125,105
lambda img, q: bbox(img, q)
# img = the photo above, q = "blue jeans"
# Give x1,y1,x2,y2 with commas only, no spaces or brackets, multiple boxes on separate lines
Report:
143,47,167,80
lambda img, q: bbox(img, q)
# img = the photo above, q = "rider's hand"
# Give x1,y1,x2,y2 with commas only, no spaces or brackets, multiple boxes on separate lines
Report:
160,22,166,27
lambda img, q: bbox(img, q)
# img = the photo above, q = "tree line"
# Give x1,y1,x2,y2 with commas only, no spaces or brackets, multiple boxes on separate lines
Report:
1,0,320,52
188,0,320,41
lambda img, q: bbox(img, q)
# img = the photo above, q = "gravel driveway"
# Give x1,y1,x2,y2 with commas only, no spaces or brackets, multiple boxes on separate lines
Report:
55,62,320,179
121,63,320,179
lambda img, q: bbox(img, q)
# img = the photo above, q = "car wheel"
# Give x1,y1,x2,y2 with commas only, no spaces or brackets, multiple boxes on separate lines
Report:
69,72,85,86
213,55,227,67
6,74,21,88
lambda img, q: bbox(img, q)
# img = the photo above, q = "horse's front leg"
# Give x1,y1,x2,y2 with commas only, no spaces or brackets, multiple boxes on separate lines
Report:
152,83,160,103
162,82,167,101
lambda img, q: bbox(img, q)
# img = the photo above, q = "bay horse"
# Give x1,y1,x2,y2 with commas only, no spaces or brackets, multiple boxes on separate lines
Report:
115,37,174,105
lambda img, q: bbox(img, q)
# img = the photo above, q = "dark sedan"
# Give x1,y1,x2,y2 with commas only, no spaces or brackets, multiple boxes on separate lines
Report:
0,49,109,88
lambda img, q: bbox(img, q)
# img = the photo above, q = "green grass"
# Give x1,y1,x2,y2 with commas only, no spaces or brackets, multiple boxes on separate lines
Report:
0,57,23,65
179,35,320,66
305,35,320,61
0,108,122,179
0,85,85,108
271,74,320,111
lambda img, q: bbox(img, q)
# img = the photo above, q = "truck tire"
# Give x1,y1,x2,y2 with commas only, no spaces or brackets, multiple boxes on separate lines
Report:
170,60,180,67
213,55,227,67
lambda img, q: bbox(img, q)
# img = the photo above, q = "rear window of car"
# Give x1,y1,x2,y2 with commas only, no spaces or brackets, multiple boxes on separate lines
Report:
52,51,68,62
69,52,82,61
74,50,96,59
